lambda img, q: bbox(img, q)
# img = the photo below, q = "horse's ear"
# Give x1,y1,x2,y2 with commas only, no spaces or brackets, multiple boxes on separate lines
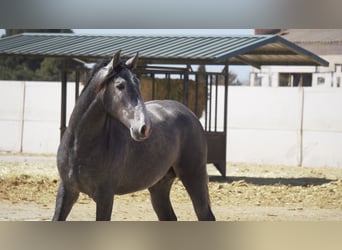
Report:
112,50,121,68
125,52,139,69
105,50,121,74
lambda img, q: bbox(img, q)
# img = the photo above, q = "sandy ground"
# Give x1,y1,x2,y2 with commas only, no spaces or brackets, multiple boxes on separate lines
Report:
0,152,342,221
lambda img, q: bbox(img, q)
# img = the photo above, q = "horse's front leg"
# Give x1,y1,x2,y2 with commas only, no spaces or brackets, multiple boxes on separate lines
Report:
94,188,114,221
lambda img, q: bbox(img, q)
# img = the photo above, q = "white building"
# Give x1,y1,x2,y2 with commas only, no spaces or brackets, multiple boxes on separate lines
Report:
250,29,342,88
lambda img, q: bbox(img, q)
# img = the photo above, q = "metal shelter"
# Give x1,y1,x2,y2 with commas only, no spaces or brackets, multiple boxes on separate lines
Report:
0,33,329,176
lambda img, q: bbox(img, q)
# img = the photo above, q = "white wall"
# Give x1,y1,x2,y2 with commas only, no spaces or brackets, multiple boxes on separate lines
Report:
1,81,342,168
0,81,80,154
227,87,302,166
0,81,25,152
302,89,342,167
226,87,342,168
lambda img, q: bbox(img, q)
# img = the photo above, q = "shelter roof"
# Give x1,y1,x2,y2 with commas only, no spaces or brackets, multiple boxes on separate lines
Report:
0,33,329,68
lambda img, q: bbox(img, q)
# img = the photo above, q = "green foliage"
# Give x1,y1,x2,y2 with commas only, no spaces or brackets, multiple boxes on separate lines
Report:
0,29,73,81
35,58,63,81
3,29,72,37
0,56,39,80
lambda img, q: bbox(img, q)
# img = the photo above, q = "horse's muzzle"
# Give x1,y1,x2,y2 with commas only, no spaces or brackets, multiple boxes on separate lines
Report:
130,121,152,141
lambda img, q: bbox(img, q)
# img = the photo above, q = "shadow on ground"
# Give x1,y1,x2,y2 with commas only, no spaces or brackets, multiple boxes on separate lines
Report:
209,175,334,187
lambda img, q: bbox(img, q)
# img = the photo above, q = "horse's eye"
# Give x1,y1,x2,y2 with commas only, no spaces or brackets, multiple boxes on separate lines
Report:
116,83,125,91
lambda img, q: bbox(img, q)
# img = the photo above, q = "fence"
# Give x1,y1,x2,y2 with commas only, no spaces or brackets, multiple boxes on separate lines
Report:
1,80,342,168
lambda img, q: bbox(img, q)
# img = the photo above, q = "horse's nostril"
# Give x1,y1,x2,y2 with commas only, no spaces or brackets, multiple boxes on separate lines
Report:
140,125,146,136
138,123,151,138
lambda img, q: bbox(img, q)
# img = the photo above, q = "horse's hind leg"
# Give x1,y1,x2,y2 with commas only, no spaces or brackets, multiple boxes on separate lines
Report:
177,165,216,221
52,181,79,221
148,169,177,221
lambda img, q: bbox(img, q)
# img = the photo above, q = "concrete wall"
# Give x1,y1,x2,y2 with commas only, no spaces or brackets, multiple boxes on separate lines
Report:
0,81,80,154
0,81,25,152
1,81,342,168
301,89,342,167
227,87,301,166
226,87,342,168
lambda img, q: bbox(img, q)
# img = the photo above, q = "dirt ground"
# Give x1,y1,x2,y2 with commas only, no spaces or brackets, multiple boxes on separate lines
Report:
0,152,342,221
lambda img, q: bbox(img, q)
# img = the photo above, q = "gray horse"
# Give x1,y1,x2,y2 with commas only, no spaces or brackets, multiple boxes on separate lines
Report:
52,51,215,221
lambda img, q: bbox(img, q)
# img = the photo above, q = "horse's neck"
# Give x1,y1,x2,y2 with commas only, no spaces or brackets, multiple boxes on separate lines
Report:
69,86,107,143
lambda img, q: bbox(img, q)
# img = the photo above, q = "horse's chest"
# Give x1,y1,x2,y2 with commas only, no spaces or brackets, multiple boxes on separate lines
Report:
70,144,121,195
68,132,176,196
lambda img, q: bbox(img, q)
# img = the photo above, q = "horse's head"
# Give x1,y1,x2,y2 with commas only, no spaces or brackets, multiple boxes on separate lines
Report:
96,51,151,141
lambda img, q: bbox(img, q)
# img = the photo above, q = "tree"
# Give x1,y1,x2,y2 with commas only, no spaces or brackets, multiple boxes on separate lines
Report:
0,29,73,81
3,29,72,37
36,57,64,81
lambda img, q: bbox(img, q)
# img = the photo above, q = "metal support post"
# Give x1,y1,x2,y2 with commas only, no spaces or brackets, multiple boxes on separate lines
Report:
60,70,67,139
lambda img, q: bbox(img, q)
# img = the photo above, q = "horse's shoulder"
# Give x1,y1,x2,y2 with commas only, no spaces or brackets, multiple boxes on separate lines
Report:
146,100,197,124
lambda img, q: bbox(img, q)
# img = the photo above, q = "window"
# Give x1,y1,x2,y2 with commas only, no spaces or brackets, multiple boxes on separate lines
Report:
279,73,312,87
254,76,262,86
317,77,325,85
337,77,341,88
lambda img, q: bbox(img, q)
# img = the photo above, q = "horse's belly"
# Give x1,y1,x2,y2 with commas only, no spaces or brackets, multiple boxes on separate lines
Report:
113,152,175,195
114,162,173,195
112,131,179,194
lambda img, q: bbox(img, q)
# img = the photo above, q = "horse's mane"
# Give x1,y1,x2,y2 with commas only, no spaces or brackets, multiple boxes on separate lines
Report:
80,58,111,95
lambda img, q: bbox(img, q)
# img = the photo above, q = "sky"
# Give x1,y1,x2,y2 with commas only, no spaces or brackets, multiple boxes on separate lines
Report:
72,29,253,36
0,29,253,81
